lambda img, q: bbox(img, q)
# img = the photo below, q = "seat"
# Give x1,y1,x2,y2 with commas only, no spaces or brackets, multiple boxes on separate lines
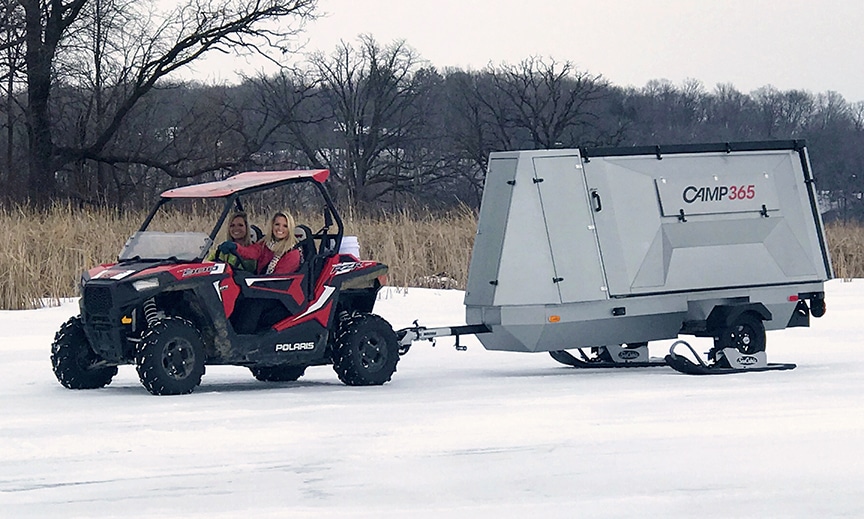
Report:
230,271,304,334
228,227,315,334
249,224,264,242
293,225,317,267
293,225,317,300
318,232,337,255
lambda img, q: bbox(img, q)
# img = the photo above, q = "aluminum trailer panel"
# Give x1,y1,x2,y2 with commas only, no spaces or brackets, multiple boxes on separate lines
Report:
464,141,831,353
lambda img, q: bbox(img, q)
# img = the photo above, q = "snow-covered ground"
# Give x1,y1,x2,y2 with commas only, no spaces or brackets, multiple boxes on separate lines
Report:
1,280,863,518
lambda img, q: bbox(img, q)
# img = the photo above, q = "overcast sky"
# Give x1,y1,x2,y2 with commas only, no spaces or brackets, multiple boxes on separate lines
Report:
285,0,863,102
188,0,864,102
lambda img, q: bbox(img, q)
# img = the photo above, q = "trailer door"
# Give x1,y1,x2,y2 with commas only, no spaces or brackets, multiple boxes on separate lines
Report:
581,156,665,296
532,154,608,303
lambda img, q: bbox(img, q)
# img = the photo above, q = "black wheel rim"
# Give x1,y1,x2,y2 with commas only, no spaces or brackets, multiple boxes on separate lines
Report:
357,332,386,372
161,337,197,380
729,323,758,354
73,346,89,369
73,343,98,371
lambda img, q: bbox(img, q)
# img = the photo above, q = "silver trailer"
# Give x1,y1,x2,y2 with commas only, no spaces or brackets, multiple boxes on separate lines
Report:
402,141,832,374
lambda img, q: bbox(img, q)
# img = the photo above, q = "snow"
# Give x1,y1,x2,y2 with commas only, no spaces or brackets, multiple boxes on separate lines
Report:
2,281,863,518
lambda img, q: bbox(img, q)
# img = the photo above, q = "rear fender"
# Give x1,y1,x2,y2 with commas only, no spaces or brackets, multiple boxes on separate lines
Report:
706,303,772,335
336,264,388,290
326,259,387,315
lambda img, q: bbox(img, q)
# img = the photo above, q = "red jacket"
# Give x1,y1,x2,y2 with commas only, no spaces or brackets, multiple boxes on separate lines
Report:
235,241,301,275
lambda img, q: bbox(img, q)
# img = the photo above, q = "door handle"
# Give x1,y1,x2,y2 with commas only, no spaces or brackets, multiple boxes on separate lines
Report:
591,190,602,212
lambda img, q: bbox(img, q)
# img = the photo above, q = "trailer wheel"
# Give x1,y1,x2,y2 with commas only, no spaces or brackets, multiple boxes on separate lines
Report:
51,316,117,390
332,313,399,386
135,318,206,395
715,312,766,355
250,365,306,382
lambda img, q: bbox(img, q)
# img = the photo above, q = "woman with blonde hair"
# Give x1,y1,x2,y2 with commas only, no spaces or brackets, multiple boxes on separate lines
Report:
218,210,305,334
217,210,302,275
208,211,258,271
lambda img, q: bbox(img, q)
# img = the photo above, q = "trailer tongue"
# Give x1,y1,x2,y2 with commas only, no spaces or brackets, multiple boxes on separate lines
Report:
399,140,832,375
397,323,489,354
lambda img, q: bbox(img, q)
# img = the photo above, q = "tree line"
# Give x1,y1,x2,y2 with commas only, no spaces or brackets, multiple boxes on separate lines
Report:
2,1,863,220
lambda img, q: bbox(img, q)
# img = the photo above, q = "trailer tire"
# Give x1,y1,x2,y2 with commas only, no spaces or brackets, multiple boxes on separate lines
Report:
332,313,399,386
51,316,117,390
715,312,766,355
250,365,306,382
135,318,205,395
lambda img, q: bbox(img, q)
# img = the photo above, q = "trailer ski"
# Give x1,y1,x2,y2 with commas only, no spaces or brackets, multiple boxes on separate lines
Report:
664,341,797,375
548,345,667,369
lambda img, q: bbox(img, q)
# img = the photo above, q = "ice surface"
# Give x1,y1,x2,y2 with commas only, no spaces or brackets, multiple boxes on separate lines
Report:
1,282,862,518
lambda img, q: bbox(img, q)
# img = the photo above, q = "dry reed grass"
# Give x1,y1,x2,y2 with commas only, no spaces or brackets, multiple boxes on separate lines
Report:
1,205,861,311
350,205,476,290
0,204,477,310
825,222,864,280
0,205,142,309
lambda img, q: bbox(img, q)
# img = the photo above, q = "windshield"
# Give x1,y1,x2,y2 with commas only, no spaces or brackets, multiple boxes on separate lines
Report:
119,231,213,262
121,179,340,263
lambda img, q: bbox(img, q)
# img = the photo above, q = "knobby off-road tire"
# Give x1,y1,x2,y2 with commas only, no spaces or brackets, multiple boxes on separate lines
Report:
51,316,117,390
332,313,400,386
249,365,306,382
135,317,206,395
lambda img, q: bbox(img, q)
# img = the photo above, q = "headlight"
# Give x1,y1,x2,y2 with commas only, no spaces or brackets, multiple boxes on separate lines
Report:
132,278,160,291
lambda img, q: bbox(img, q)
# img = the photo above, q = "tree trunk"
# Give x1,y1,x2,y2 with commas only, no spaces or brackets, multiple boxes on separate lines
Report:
4,56,14,203
25,72,56,205
22,0,58,206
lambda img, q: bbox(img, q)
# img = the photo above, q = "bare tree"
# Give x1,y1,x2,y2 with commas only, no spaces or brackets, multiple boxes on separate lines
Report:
0,1,25,200
486,56,610,149
751,86,814,138
440,59,612,206
248,66,331,170
436,69,504,206
624,78,711,142
280,35,432,204
702,83,758,141
17,0,317,206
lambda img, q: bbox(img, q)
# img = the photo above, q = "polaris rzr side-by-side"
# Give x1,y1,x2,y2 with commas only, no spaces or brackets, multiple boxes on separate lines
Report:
51,169,398,395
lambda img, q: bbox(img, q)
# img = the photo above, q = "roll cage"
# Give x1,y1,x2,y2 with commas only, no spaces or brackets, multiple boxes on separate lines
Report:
134,170,344,263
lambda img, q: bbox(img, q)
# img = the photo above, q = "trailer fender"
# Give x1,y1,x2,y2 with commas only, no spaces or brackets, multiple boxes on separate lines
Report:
706,303,772,336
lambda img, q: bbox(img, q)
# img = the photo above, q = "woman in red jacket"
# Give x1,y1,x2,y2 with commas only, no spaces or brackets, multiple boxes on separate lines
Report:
218,210,304,334
219,210,302,275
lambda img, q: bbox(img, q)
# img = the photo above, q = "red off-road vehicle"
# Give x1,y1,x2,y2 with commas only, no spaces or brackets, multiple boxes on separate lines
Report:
51,170,398,395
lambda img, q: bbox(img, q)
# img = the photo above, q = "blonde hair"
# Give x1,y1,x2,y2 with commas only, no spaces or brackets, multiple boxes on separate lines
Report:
225,211,253,246
266,210,297,256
